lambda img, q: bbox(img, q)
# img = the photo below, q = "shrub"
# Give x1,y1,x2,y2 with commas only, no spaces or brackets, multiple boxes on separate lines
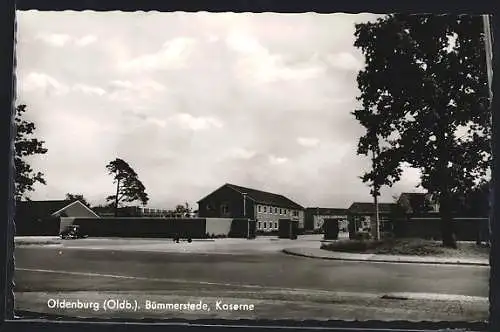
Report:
353,231,372,241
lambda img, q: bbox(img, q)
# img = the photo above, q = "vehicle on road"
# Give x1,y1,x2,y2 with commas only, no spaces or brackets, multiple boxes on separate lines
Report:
60,225,88,240
172,233,192,243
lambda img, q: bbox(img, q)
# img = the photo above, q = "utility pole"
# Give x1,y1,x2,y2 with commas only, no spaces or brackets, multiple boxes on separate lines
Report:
372,149,381,240
243,193,250,238
482,14,493,245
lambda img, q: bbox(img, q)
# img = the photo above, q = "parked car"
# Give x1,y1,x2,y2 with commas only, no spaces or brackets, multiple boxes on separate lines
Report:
60,225,88,240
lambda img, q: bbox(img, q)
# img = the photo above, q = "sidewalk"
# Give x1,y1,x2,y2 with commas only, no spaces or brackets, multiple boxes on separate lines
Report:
282,247,490,267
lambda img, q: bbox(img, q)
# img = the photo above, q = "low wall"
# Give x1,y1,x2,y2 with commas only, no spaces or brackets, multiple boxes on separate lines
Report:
71,218,207,238
16,217,61,236
395,217,489,241
205,218,233,237
62,217,255,239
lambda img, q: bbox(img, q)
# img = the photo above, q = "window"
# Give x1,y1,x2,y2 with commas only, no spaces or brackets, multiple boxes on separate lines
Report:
221,204,229,215
280,208,283,214
293,210,299,217
258,205,261,212
269,207,273,214
274,207,278,213
258,221,261,229
263,206,267,212
274,222,278,229
264,222,267,229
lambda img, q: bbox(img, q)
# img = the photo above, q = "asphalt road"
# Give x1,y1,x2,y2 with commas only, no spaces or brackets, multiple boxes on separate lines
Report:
13,244,490,321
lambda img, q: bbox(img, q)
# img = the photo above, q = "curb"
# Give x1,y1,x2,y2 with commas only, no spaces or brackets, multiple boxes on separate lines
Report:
15,241,61,246
282,249,490,267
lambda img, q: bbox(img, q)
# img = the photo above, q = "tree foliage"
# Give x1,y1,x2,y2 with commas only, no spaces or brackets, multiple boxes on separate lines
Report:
105,158,149,216
65,193,91,208
15,105,48,201
353,14,491,247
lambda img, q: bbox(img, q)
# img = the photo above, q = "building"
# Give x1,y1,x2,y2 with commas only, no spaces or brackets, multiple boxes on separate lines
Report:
15,200,100,235
304,207,348,232
197,183,305,232
347,202,396,236
396,192,439,215
93,206,174,217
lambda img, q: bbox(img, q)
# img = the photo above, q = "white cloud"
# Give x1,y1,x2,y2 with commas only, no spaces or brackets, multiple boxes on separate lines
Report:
109,80,134,89
21,72,69,95
119,37,196,72
72,84,106,96
230,148,256,160
297,137,320,147
170,113,224,131
75,35,97,47
269,155,288,165
35,33,72,47
107,79,166,104
228,32,324,83
325,52,364,71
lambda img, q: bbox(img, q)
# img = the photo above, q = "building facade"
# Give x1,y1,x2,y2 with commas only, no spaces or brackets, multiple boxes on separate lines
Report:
304,207,348,232
347,202,396,237
197,183,305,232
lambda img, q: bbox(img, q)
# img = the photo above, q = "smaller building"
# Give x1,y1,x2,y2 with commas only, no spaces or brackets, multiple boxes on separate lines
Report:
16,199,100,235
397,192,439,215
304,207,348,232
347,202,396,237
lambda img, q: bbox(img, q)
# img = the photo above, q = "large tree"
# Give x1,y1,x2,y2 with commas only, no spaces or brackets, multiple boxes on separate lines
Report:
14,104,48,201
65,193,91,208
353,14,491,248
105,158,149,216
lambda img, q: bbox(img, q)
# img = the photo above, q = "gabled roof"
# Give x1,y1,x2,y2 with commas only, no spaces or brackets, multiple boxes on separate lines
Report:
16,200,73,221
198,183,304,210
306,207,348,215
226,183,304,209
52,200,101,218
348,202,396,215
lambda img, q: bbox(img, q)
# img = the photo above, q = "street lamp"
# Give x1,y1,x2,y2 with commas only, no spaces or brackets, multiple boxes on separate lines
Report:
242,192,250,238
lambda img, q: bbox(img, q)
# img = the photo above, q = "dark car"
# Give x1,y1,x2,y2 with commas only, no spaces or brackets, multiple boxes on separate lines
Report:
60,225,87,239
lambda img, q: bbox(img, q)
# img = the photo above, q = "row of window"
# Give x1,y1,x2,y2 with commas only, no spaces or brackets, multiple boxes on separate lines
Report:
257,221,279,230
257,205,299,216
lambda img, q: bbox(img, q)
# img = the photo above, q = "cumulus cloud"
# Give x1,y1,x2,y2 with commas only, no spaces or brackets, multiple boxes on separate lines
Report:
21,72,69,95
35,33,98,47
325,52,364,71
35,33,72,47
169,113,224,131
119,37,196,72
297,137,320,147
72,84,106,96
227,31,325,84
75,35,98,47
229,148,257,160
269,155,289,165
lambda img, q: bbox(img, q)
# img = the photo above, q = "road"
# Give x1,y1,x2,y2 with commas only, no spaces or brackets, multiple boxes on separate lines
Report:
13,238,490,322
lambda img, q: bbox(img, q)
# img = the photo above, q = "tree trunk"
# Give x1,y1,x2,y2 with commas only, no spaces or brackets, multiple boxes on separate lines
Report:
114,179,120,217
439,193,457,248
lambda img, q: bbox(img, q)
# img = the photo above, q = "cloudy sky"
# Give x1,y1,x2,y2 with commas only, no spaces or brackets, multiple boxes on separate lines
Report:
15,11,425,209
